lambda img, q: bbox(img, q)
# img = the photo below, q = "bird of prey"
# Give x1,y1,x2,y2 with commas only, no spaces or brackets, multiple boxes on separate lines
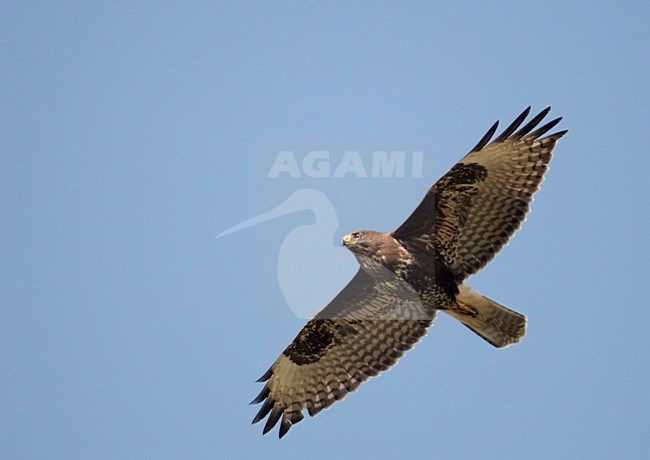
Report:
251,107,568,438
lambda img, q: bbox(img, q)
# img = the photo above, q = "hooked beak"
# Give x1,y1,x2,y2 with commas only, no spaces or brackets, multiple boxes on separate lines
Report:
341,234,352,247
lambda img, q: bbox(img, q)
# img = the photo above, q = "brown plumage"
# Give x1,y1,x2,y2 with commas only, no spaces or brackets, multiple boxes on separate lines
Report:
252,107,568,438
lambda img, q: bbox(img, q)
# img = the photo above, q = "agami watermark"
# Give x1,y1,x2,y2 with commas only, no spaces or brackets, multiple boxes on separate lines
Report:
267,150,423,178
220,143,432,319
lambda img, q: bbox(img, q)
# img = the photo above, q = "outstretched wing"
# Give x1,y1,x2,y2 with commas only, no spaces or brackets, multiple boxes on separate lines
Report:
393,107,568,280
251,261,435,438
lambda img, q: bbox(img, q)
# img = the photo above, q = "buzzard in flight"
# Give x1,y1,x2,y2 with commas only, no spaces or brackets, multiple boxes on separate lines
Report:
251,107,567,438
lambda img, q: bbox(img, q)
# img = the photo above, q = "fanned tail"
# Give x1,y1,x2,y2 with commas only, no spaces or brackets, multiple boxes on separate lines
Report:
446,284,526,348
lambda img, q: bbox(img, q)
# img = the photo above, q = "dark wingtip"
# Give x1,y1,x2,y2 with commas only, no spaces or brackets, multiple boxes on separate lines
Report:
278,417,291,439
493,106,532,143
470,120,499,152
513,106,552,138
252,398,274,425
256,367,272,382
525,116,563,140
536,129,569,146
250,384,270,405
262,407,282,435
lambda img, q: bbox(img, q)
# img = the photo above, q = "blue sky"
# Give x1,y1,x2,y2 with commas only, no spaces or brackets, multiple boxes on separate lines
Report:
1,1,649,458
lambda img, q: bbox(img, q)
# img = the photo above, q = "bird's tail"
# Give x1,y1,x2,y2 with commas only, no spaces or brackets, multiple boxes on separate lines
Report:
445,284,526,348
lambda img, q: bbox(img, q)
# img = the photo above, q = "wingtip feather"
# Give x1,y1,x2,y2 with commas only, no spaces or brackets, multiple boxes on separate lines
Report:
256,367,272,382
470,120,499,152
493,106,532,143
252,398,274,425
278,416,292,439
513,106,552,139
262,407,282,435
544,129,570,141
250,384,270,405
525,116,563,140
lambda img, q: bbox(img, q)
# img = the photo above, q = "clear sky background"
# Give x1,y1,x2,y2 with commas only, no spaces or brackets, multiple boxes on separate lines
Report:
2,2,649,459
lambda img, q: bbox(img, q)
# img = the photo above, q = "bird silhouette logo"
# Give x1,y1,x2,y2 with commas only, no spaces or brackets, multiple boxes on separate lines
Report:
217,188,356,319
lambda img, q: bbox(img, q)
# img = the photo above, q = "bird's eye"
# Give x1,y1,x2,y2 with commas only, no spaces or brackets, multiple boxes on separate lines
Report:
353,232,363,239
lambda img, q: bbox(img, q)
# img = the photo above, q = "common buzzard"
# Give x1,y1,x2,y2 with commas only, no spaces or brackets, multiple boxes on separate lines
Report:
251,107,567,438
